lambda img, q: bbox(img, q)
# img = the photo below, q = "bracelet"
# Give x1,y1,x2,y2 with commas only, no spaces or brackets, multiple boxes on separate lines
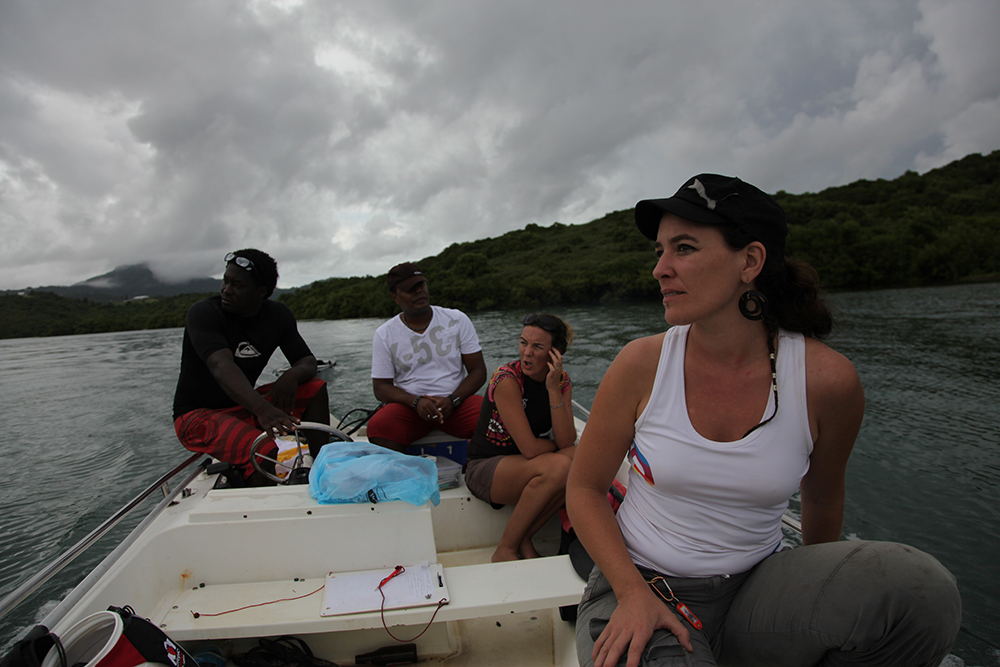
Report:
412,395,422,410
550,400,564,409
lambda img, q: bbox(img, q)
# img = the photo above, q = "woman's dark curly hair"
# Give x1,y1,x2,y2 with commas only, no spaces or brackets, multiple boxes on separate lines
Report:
719,227,833,339
229,248,279,299
524,313,575,354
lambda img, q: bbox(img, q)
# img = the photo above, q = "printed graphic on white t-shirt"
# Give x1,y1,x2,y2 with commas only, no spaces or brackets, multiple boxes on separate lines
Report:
388,318,459,373
371,306,481,396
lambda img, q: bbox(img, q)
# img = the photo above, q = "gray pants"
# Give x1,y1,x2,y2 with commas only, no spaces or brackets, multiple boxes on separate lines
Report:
576,541,961,667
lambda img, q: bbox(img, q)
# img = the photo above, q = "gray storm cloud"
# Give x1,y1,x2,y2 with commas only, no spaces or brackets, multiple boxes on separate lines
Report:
0,0,997,290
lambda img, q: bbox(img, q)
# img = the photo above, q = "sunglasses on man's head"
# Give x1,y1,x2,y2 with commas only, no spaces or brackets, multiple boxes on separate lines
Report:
523,313,559,331
225,252,255,271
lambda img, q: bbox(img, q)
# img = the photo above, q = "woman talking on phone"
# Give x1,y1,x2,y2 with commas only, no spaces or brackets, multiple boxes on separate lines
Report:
465,313,577,562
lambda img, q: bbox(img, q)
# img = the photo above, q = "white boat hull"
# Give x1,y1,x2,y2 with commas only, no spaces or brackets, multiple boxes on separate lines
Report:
42,427,588,667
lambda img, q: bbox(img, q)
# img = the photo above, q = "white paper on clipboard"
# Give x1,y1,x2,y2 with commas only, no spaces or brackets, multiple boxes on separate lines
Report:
320,561,449,617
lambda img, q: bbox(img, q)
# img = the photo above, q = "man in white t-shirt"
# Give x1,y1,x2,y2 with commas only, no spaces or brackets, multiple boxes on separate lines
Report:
368,262,487,452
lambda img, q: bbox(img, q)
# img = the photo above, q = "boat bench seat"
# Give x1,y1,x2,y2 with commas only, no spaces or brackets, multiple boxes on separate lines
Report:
157,554,585,642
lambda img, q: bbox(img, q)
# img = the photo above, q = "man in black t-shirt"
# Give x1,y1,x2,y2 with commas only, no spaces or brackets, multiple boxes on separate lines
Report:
172,249,330,481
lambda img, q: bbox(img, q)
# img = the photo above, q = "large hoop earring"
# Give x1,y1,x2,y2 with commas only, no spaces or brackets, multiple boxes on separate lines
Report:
739,289,769,321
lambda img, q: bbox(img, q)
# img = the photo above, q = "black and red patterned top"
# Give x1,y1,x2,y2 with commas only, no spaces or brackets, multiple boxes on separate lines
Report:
467,360,571,460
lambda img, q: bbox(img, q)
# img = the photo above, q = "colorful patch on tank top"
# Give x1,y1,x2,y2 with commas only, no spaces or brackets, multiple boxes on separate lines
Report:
629,441,655,486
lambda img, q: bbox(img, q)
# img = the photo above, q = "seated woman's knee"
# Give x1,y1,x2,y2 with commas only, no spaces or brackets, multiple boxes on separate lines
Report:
538,450,573,484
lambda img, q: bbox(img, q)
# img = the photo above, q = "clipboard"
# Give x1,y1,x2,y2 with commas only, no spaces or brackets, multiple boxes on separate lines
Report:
320,561,449,617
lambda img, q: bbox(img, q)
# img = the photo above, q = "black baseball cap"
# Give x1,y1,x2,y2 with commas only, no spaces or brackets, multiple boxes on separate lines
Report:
635,174,787,259
386,262,426,292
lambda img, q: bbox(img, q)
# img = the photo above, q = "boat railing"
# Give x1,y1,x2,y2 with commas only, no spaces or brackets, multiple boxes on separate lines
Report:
0,453,209,623
781,512,803,535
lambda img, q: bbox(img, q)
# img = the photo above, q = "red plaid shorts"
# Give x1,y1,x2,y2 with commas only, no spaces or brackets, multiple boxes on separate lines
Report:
174,378,326,478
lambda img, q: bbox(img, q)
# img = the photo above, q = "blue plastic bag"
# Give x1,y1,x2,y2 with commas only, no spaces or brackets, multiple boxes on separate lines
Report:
308,442,440,506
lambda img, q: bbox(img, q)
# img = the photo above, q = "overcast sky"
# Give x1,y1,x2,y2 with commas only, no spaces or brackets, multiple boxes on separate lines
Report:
1,0,998,291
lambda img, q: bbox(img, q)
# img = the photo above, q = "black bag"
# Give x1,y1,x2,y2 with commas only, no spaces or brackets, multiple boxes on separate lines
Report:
231,637,339,667
1,606,195,667
0,625,64,667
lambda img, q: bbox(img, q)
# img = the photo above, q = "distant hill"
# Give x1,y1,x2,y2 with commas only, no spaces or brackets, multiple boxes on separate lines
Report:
12,264,221,303
5,263,291,303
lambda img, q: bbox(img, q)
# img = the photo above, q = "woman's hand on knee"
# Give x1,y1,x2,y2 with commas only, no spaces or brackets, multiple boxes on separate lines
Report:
592,589,691,667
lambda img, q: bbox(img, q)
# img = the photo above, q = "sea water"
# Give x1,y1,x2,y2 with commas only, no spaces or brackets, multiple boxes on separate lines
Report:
1,283,998,664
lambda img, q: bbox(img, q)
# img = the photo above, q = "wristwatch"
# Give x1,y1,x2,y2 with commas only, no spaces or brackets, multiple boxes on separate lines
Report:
449,394,462,408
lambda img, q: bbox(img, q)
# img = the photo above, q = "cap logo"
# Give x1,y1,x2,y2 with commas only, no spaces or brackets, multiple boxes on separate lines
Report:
688,177,740,211
688,178,717,210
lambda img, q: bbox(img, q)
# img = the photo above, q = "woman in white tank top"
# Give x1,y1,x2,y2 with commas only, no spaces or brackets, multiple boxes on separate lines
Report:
567,175,960,667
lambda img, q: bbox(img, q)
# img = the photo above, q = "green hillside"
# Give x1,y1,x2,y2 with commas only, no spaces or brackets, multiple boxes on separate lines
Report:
282,150,1000,319
0,291,213,339
777,152,1000,288
279,210,651,321
2,150,997,339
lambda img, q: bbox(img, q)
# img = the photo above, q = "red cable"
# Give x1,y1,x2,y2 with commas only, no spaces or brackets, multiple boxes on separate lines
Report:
379,589,448,642
376,565,448,642
190,584,325,618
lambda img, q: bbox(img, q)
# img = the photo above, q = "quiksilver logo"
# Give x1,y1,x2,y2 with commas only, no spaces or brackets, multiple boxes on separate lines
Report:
235,342,261,358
